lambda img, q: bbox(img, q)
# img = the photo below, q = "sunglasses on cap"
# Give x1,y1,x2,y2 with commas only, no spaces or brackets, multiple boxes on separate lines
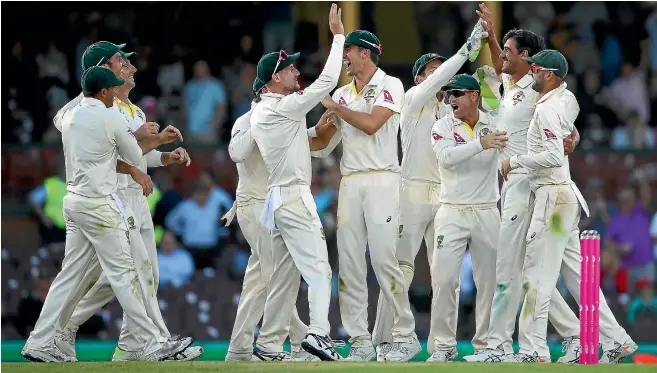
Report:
530,64,558,75
444,89,477,102
272,50,289,79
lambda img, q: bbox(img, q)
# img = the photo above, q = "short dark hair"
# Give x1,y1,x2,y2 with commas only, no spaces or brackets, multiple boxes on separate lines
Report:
502,29,546,57
358,47,379,66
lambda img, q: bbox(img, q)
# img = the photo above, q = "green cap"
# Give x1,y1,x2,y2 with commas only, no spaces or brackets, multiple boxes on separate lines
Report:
522,49,568,79
121,51,135,59
345,30,382,55
256,50,300,84
441,74,481,92
81,41,126,70
252,76,266,95
81,66,125,94
412,53,446,79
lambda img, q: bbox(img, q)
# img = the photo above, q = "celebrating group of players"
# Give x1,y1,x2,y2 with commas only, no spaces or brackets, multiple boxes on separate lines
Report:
21,2,637,365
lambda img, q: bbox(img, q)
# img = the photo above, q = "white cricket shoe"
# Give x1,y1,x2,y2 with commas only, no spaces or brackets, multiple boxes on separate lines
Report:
599,340,638,364
292,348,321,361
426,347,458,362
376,342,392,361
22,342,76,363
164,346,204,361
252,346,297,361
557,336,580,364
54,330,77,361
384,337,421,362
501,352,550,363
225,350,252,361
301,333,343,361
462,346,505,362
344,338,375,361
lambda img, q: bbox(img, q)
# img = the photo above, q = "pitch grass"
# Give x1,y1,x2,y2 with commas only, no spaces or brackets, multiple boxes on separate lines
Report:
1,362,655,373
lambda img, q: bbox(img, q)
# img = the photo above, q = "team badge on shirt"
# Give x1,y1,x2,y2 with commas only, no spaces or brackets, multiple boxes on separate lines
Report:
297,90,305,95
436,235,444,250
127,216,136,230
543,128,557,140
432,132,443,141
453,132,466,144
383,90,394,104
338,97,347,106
479,127,491,137
512,91,525,106
363,89,375,102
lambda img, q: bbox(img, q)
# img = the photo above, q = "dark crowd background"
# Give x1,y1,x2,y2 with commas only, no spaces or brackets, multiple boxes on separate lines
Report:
2,2,657,344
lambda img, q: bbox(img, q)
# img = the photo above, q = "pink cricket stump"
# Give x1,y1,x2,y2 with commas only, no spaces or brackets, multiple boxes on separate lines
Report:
579,230,600,364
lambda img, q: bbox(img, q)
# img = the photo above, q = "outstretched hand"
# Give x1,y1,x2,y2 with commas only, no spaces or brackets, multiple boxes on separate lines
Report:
329,3,344,36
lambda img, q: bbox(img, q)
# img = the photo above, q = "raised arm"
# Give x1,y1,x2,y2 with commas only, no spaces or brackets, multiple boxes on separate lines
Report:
477,3,503,78
276,5,345,120
510,106,565,171
405,54,468,116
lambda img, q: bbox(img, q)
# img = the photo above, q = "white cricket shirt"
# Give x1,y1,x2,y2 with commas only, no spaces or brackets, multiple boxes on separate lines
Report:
431,110,500,205
229,108,268,204
400,53,468,183
496,73,538,168
251,34,345,188
509,83,576,190
113,97,163,192
330,68,405,175
61,97,143,198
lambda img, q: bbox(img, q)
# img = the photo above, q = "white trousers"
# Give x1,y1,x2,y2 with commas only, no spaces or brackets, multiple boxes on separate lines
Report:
337,172,417,343
430,204,499,352
59,188,169,352
26,192,167,355
256,186,332,352
487,173,582,354
227,201,308,353
518,185,631,357
373,179,441,347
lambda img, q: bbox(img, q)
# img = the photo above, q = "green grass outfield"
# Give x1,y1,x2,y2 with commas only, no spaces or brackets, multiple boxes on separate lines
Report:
2,362,657,373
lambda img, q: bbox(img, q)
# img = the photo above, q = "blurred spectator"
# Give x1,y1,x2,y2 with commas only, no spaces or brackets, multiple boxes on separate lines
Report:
263,2,295,53
580,178,615,236
158,231,195,288
139,96,159,123
610,111,655,150
36,41,69,86
605,176,654,291
229,63,257,121
646,8,657,70
28,160,67,251
606,62,651,126
627,278,657,325
594,21,623,87
513,2,555,40
165,181,229,270
652,212,657,260
183,60,227,144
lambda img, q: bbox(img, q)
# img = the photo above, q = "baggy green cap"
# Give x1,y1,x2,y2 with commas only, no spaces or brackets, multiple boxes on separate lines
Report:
522,49,568,79
345,30,382,55
82,41,126,70
252,76,266,95
81,66,125,94
441,74,481,92
256,50,300,84
412,53,446,79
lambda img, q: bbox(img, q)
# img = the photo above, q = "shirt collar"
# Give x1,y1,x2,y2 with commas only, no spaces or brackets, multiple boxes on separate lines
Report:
514,73,533,89
451,109,493,127
80,97,107,108
537,82,568,105
260,92,286,100
348,68,387,92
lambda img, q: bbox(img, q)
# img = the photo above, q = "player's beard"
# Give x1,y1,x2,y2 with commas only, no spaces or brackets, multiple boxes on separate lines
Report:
531,76,543,92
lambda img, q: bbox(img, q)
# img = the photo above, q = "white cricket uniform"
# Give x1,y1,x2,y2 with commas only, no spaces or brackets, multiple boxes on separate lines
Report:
485,73,587,354
226,107,328,354
25,98,167,356
429,110,499,352
372,53,467,348
60,97,170,353
250,33,344,352
510,84,631,358
318,68,417,345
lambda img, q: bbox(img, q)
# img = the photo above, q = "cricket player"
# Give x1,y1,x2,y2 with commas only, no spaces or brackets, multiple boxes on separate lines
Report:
499,49,637,363
372,21,489,360
463,4,622,362
54,55,202,361
249,3,344,361
22,66,189,362
224,78,338,362
315,29,419,362
427,74,507,362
